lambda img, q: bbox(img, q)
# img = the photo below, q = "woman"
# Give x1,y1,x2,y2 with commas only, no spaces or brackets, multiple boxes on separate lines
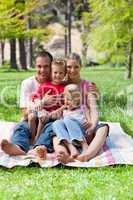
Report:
53,53,109,163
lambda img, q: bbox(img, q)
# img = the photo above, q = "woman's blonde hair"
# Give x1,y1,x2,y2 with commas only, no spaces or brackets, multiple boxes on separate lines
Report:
67,53,82,67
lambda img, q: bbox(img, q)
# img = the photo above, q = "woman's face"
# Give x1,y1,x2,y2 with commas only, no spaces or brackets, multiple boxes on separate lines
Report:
66,59,81,79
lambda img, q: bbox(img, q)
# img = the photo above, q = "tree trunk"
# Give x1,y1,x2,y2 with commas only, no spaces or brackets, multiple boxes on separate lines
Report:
125,40,133,79
67,0,72,54
0,40,5,66
27,15,33,68
64,13,68,57
10,38,18,69
18,37,27,70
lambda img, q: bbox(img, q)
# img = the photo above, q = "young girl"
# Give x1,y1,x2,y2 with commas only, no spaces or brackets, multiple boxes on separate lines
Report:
28,59,66,145
51,84,92,159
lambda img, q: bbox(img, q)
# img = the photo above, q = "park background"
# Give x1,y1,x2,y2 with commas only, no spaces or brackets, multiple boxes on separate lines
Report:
0,0,133,199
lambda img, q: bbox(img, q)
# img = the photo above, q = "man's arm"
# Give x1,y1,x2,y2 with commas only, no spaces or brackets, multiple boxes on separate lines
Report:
19,79,31,118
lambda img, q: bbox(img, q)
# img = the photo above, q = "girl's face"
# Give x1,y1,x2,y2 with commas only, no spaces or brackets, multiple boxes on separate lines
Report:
66,59,81,80
51,64,65,84
64,91,81,110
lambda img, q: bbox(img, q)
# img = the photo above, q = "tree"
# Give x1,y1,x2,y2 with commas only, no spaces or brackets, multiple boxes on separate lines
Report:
89,0,133,78
0,0,51,69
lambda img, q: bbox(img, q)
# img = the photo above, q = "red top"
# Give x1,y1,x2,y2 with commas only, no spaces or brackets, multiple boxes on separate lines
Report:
32,81,64,111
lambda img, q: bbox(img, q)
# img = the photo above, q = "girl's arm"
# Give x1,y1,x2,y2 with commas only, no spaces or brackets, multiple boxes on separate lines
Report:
49,105,65,120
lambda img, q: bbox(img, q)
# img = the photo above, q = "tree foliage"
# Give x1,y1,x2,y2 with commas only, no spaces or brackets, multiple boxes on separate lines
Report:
89,0,133,77
0,0,51,40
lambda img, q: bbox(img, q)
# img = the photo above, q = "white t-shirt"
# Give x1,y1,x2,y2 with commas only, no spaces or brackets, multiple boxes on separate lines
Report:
20,76,40,108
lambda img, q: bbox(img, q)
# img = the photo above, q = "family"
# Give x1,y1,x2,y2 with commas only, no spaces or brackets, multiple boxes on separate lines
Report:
1,51,109,163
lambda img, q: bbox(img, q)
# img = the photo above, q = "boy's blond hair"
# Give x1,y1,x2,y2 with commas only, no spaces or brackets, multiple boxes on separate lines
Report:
52,59,67,74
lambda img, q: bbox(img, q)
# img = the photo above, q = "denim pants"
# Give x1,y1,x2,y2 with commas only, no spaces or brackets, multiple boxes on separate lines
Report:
11,120,54,153
52,116,85,142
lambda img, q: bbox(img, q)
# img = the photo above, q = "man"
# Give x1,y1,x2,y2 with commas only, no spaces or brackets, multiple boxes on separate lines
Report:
1,51,54,156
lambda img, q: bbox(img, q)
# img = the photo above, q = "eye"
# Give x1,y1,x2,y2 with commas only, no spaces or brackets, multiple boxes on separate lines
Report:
37,65,41,68
67,65,72,69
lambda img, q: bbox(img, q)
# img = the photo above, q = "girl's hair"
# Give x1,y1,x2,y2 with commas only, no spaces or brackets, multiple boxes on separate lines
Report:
67,53,82,66
52,59,67,74
64,84,80,93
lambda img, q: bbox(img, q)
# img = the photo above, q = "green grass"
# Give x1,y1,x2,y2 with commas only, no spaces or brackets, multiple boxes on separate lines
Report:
0,66,133,200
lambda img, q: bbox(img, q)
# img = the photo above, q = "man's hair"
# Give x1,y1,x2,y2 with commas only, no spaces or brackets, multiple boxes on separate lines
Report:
36,50,53,63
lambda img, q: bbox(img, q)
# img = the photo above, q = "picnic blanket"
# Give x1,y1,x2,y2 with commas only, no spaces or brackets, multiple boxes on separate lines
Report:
0,120,133,168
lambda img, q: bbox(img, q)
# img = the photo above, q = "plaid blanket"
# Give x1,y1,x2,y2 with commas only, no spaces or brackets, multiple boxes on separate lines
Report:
0,121,133,168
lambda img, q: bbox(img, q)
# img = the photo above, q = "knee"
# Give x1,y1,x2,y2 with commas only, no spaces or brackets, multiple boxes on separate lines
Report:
52,120,63,129
63,116,73,124
103,124,109,136
39,116,46,123
98,125,109,137
28,113,37,122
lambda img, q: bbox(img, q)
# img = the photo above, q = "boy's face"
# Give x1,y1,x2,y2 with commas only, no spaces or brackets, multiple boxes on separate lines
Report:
64,91,81,110
51,64,65,84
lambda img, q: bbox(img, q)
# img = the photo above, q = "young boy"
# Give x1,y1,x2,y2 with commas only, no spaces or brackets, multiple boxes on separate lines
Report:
28,59,66,146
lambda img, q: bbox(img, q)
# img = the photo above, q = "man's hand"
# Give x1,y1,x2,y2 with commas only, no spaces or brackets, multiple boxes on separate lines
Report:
34,99,43,111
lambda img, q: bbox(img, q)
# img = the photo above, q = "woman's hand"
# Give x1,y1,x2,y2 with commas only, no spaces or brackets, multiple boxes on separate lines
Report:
81,121,92,130
85,125,95,135
82,121,96,135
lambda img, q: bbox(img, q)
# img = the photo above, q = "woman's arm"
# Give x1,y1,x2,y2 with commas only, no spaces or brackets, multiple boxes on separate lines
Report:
84,93,99,135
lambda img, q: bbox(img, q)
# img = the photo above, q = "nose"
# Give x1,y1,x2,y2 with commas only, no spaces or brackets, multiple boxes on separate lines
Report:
70,67,75,73
40,67,46,73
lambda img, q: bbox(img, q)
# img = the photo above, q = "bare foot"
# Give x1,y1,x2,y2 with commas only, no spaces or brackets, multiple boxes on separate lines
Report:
57,151,74,164
1,139,26,156
29,145,47,160
76,153,89,162
82,142,89,153
68,143,79,158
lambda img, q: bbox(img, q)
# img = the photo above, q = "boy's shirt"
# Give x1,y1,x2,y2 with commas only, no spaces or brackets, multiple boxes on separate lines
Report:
32,81,64,111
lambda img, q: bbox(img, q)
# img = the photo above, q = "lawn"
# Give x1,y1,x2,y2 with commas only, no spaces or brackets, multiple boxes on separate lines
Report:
0,66,133,200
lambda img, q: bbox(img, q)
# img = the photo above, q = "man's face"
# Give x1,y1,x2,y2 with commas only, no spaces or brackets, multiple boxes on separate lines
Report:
35,56,51,83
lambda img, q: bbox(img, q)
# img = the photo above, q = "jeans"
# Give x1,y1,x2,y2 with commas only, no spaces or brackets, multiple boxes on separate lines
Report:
11,120,54,153
52,116,85,142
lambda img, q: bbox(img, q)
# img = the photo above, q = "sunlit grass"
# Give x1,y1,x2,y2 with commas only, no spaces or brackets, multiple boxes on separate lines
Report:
0,66,133,200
